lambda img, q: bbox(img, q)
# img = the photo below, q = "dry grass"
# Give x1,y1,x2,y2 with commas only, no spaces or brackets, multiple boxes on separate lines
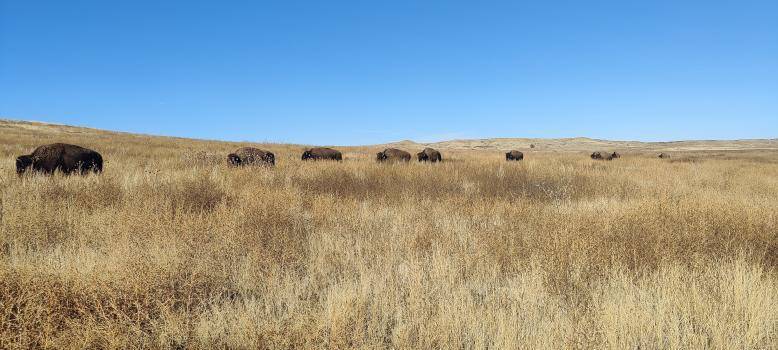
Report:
0,120,777,349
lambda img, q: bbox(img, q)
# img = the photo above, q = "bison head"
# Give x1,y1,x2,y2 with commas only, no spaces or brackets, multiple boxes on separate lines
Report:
301,150,311,160
227,153,242,166
16,155,33,175
376,152,386,161
417,152,428,162
266,152,275,165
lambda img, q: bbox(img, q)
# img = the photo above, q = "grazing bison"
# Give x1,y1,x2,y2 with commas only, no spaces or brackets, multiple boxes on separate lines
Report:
16,143,103,175
301,147,342,161
505,150,524,161
591,151,614,160
228,147,275,166
611,152,621,159
417,148,442,162
377,148,411,162
658,153,670,159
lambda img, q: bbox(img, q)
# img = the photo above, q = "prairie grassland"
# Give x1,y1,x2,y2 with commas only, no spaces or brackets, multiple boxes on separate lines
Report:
0,122,777,349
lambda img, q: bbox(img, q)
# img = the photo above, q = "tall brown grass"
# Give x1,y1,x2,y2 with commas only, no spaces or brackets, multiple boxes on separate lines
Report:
0,123,776,349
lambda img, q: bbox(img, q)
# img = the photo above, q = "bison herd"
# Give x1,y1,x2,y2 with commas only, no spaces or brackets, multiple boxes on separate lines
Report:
14,143,671,176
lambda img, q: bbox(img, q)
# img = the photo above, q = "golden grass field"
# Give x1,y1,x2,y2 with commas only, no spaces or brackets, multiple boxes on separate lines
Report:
1,119,777,349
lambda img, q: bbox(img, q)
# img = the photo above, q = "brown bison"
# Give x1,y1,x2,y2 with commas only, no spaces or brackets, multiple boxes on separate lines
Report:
16,143,103,175
228,147,275,166
377,148,411,162
611,152,621,159
301,147,342,161
505,150,524,161
591,151,614,160
658,153,670,159
417,148,442,162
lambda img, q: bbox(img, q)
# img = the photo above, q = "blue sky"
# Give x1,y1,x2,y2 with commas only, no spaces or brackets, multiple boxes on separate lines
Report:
1,0,776,145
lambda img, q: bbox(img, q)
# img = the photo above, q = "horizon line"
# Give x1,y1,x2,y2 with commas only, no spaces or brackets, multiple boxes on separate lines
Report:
2,116,776,147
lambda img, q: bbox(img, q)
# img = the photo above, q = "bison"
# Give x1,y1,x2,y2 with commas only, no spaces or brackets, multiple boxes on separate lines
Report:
377,148,411,162
301,147,342,161
591,151,614,160
611,152,621,159
417,148,442,162
228,147,275,166
658,153,670,159
16,143,103,176
505,150,524,161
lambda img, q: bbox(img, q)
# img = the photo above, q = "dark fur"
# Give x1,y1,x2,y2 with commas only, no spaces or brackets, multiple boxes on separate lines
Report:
417,148,442,162
611,152,621,159
377,148,411,162
658,153,670,159
591,151,614,161
301,147,342,161
227,147,275,166
16,143,103,175
16,155,33,174
505,150,524,161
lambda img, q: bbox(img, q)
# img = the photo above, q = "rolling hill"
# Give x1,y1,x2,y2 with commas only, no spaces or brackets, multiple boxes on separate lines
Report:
2,118,777,153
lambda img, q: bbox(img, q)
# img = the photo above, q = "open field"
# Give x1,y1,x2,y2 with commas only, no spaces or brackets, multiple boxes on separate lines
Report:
1,119,777,348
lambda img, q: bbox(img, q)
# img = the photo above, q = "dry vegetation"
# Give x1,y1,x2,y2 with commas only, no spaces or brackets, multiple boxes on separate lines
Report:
0,120,777,349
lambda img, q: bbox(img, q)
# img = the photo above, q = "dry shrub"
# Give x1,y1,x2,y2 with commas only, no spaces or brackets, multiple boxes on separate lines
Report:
592,258,777,349
160,174,228,214
0,266,225,349
1,180,76,250
181,150,226,167
231,187,310,272
0,129,777,348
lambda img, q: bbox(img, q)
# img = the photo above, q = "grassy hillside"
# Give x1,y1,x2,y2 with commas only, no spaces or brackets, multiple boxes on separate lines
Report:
1,119,776,348
401,136,778,152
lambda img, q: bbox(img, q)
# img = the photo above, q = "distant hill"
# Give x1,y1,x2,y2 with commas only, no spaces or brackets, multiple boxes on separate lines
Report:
2,118,776,152
383,137,778,152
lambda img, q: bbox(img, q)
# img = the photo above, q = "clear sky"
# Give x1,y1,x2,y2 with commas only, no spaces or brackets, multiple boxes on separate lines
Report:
1,0,776,145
